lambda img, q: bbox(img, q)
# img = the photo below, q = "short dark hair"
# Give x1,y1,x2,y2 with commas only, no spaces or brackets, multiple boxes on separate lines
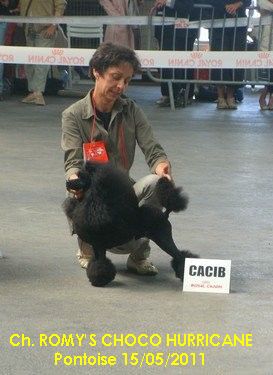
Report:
89,42,141,80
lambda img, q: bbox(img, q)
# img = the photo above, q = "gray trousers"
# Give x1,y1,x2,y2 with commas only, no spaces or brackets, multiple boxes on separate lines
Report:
78,174,161,261
25,29,57,93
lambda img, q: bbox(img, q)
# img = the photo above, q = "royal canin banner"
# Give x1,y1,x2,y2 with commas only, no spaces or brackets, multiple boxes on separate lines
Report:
1,46,273,69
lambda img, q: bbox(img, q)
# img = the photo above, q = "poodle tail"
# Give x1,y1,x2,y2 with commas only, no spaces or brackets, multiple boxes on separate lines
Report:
156,177,189,217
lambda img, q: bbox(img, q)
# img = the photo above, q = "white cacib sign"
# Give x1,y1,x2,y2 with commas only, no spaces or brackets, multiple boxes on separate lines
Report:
183,258,231,294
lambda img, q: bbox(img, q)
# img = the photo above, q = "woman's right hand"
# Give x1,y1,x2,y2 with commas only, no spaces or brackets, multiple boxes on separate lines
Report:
225,2,243,15
42,24,57,39
67,174,84,200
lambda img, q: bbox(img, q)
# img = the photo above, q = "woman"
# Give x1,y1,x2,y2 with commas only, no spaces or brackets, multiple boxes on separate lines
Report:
210,0,251,109
61,43,172,275
99,0,142,49
257,0,273,110
154,0,198,108
19,0,67,106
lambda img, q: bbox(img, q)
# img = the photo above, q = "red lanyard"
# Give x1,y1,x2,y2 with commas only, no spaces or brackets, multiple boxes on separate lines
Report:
90,93,97,141
119,123,128,170
90,93,128,169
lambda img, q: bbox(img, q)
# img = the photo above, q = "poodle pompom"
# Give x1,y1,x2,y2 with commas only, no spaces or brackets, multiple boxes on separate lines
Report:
156,177,189,213
86,257,117,287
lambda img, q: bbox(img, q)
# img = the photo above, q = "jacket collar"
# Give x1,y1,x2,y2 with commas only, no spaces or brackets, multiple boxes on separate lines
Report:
81,90,128,120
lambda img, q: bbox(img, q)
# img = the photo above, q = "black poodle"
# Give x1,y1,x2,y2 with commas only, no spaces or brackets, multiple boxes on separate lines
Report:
63,161,198,287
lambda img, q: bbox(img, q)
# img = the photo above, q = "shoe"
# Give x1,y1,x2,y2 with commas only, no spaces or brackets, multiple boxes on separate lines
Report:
34,92,45,106
157,97,171,107
157,96,184,108
127,256,158,276
217,98,229,109
76,249,92,269
22,92,36,103
174,95,184,108
226,97,238,109
22,92,45,105
259,101,269,110
259,103,269,110
155,96,169,105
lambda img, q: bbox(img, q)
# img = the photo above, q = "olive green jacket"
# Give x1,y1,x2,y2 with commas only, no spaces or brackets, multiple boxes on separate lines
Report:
61,91,168,180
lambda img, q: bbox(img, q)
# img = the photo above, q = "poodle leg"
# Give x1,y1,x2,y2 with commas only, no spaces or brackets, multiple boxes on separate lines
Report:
139,206,199,281
86,247,117,287
139,205,197,259
149,220,199,281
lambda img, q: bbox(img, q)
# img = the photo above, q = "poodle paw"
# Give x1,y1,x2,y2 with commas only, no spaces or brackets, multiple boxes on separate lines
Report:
87,257,117,287
171,250,199,281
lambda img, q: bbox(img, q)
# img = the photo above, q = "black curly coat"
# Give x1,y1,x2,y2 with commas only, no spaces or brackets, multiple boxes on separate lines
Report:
63,161,198,287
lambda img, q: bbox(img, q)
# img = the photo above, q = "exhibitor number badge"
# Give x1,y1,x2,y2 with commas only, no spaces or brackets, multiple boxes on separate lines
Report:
83,141,109,163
